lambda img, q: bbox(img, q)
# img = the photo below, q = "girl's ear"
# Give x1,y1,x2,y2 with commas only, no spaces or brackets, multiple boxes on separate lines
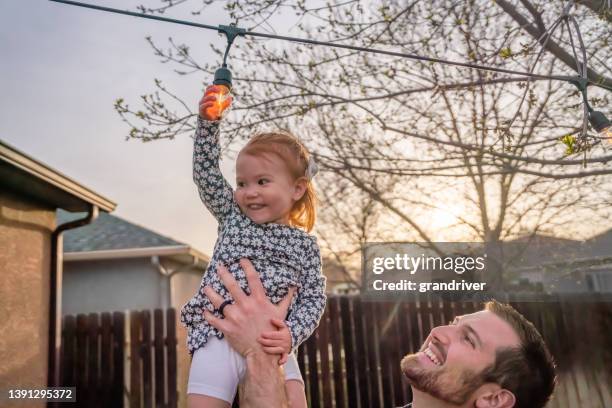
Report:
292,177,308,202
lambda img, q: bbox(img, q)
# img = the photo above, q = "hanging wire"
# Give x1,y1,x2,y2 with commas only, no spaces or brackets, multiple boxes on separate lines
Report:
218,24,246,67
50,0,219,30
490,0,608,154
566,14,589,147
48,0,611,90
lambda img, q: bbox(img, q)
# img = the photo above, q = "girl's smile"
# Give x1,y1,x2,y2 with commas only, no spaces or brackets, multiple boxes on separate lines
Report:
235,152,306,225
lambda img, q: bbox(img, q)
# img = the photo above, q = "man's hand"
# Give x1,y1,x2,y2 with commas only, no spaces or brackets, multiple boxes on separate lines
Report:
202,258,296,357
258,318,292,365
202,258,295,407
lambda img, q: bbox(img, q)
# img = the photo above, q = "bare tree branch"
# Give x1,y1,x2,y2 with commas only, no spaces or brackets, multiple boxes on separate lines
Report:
495,0,612,89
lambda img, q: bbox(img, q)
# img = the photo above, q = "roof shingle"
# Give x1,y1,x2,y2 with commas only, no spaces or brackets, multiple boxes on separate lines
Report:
57,209,183,252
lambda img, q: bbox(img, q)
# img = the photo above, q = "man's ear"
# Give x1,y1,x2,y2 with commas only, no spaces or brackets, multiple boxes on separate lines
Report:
292,178,308,201
474,384,516,408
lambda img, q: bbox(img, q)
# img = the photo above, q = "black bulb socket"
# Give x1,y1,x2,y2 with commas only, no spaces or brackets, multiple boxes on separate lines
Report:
588,110,611,133
213,66,232,90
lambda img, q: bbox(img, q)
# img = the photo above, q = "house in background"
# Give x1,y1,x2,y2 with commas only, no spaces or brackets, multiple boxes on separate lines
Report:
58,210,208,316
0,139,115,398
58,210,208,408
322,257,360,295
581,229,612,292
504,231,612,295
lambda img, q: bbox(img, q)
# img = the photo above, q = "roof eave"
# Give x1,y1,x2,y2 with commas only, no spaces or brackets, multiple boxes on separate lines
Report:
64,244,210,265
0,140,116,212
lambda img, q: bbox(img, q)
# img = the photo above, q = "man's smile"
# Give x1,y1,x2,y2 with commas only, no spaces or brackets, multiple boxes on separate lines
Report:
422,340,446,366
424,346,442,366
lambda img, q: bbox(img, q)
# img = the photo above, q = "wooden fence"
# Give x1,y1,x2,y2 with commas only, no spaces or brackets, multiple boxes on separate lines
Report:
295,296,611,408
58,299,610,408
59,308,177,408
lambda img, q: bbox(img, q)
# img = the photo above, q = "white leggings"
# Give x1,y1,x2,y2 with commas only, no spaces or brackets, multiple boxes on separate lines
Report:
187,336,304,404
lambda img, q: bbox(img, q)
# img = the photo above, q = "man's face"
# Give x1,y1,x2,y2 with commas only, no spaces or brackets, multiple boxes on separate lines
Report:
401,310,520,405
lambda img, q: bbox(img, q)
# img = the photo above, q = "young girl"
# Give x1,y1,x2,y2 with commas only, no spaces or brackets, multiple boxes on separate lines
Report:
181,85,326,408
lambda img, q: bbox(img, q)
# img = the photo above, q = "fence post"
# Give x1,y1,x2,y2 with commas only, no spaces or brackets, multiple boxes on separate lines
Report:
154,309,165,408
61,315,76,388
340,296,359,408
142,310,153,408
328,297,346,408
130,310,142,408
100,312,112,408
112,311,125,408
76,314,88,407
166,308,178,408
87,313,99,408
317,306,333,407
305,327,320,407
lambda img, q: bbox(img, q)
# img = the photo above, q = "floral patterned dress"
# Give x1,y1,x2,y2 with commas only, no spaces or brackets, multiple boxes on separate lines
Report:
180,118,327,355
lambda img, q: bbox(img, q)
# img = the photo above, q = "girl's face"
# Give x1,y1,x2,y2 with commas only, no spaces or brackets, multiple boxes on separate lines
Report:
235,152,306,225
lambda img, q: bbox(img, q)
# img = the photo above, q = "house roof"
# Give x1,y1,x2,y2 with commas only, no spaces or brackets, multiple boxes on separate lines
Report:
59,210,182,251
496,231,612,280
0,140,115,212
507,231,611,263
57,209,209,265
586,229,612,256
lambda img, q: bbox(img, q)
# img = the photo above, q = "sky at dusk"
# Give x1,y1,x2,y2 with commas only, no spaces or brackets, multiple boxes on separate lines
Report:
1,0,244,255
2,1,610,256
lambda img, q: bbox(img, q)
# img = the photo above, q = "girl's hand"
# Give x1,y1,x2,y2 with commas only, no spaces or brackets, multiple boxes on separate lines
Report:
198,84,232,121
258,318,292,365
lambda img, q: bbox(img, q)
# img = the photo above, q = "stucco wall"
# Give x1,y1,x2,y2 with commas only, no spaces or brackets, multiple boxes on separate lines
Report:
0,190,53,406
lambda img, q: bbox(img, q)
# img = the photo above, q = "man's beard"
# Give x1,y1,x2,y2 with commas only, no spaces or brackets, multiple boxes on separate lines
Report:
401,353,485,406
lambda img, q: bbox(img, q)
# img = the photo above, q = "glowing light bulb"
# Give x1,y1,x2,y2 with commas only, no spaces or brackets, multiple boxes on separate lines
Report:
205,66,233,120
204,84,231,120
600,125,612,145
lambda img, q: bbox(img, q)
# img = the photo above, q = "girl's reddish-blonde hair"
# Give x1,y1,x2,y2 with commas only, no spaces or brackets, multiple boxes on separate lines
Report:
240,131,317,232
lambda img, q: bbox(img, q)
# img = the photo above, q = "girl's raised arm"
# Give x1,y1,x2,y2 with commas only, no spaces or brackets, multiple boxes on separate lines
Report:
193,117,235,226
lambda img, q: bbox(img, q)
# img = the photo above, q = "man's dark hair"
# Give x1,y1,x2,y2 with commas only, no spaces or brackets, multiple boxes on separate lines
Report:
481,300,556,408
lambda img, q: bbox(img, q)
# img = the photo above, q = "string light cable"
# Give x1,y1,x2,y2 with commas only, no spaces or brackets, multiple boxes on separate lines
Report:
556,1,611,149
49,0,612,145
498,0,611,153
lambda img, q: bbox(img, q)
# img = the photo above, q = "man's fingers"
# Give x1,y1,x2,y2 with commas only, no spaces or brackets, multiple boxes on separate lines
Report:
260,331,284,340
270,318,286,330
240,258,266,299
203,310,227,333
217,263,246,303
203,286,225,309
262,346,285,355
278,353,288,365
277,286,297,312
258,337,283,347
